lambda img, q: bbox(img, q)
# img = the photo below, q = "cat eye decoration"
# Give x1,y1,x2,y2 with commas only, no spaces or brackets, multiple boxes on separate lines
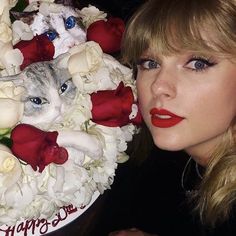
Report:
60,82,68,94
44,30,58,41
65,16,76,29
29,97,48,105
29,97,43,105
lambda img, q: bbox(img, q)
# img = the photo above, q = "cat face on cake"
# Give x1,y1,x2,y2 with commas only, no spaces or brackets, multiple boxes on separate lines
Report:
12,1,86,58
0,60,77,129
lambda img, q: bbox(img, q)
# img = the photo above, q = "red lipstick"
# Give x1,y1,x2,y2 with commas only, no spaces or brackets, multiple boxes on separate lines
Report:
150,108,184,128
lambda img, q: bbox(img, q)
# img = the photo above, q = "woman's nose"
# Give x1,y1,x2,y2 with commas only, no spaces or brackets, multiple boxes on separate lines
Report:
151,70,177,101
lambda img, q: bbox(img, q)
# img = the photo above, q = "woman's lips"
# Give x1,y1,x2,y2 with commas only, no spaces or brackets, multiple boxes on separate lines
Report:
150,108,184,128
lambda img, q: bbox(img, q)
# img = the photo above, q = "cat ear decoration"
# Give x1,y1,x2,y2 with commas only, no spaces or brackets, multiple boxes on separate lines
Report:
75,17,86,31
48,56,72,80
0,75,24,87
10,10,38,24
49,52,70,69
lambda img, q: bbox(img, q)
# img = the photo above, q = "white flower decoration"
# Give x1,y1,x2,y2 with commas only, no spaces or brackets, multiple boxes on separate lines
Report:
0,22,12,43
12,20,34,44
0,81,24,128
0,149,22,203
79,5,107,28
68,41,103,77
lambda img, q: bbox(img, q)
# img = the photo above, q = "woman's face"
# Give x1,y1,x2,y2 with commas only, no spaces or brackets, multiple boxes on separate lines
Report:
136,50,236,164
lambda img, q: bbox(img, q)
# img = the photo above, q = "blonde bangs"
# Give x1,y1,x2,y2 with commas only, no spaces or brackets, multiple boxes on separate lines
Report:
122,0,236,66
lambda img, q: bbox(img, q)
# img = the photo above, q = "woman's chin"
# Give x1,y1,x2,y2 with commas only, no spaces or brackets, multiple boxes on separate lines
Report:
153,138,184,152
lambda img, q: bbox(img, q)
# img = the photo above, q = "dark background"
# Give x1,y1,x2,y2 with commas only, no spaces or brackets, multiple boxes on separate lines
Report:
77,0,145,22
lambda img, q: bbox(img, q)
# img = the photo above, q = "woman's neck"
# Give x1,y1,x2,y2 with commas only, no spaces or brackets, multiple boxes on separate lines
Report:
185,132,224,167
185,148,212,167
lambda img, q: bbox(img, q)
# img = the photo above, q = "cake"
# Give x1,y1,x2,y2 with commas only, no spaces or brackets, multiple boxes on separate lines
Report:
0,0,141,235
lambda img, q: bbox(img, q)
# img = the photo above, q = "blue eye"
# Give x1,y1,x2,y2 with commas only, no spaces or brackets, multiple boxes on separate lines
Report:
186,57,216,72
44,30,58,41
193,61,205,70
137,58,159,70
65,16,76,29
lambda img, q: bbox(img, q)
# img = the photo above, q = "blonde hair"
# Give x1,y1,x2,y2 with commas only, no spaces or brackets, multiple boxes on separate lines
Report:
122,0,236,64
195,122,236,227
122,0,236,227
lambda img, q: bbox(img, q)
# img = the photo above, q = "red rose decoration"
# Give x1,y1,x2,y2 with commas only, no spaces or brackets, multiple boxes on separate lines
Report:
14,34,55,70
91,82,142,127
87,17,125,54
10,124,68,172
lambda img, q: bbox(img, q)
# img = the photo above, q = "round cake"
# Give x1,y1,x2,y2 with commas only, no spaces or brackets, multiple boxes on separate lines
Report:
0,1,141,235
